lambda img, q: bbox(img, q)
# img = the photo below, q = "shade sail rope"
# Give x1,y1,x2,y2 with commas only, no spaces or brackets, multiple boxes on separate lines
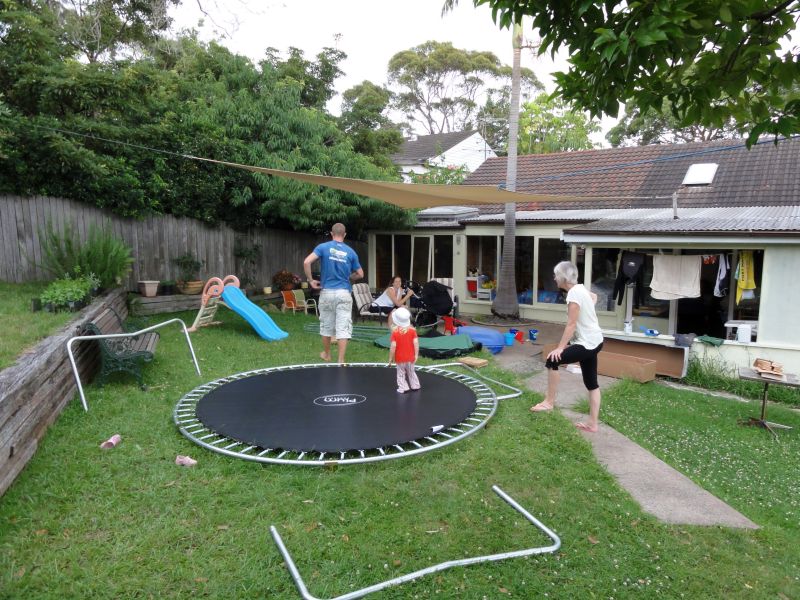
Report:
16,121,793,208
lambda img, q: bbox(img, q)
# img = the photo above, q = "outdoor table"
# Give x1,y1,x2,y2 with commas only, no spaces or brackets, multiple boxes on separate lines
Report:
738,367,799,436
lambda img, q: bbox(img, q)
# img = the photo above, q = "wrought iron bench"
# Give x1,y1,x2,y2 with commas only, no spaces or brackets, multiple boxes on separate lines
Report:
67,310,201,411
83,308,160,389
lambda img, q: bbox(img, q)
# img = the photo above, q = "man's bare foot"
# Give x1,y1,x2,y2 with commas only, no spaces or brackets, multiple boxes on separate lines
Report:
320,351,331,362
530,401,554,412
575,422,598,433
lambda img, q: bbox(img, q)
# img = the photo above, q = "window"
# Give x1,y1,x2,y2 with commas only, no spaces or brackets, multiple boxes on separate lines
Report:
466,235,498,280
590,248,619,312
433,235,453,278
516,237,535,304
411,236,431,282
536,239,571,304
375,234,392,288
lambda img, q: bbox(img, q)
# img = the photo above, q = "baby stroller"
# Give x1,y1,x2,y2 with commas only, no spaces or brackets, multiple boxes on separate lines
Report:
407,279,462,329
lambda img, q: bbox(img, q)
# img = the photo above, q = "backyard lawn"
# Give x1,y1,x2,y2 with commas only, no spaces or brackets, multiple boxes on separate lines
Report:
0,282,74,370
1,305,798,598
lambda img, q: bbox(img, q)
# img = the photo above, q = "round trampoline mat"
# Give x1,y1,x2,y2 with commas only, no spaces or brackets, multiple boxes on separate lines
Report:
174,363,497,465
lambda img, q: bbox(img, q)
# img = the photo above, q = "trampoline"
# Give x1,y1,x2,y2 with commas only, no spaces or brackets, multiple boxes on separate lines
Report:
174,363,520,465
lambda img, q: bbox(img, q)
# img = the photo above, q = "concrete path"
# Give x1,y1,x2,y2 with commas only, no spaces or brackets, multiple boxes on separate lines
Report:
487,327,758,529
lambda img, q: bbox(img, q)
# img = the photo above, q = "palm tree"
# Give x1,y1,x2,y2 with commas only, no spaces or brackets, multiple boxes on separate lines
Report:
491,23,522,319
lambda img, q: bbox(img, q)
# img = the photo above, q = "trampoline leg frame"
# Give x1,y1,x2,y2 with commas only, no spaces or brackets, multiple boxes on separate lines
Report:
270,485,560,600
435,362,523,401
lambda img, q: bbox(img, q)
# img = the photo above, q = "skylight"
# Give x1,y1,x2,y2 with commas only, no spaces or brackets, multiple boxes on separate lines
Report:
682,163,718,186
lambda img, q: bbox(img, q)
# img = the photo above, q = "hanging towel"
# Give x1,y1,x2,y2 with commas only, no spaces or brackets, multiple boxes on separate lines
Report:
736,251,757,305
713,254,729,297
650,255,701,300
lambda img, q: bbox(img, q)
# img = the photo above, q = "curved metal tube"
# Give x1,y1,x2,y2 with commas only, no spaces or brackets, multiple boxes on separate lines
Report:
67,318,201,411
270,485,561,600
435,361,523,400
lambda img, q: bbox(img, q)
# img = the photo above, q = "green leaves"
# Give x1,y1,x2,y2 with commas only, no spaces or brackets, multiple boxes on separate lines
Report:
476,0,800,143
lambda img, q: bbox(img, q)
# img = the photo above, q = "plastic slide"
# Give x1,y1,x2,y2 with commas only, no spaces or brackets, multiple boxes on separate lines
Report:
221,285,288,341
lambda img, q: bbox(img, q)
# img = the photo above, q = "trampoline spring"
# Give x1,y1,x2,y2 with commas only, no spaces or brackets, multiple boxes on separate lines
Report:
424,436,438,443
317,453,326,460
465,417,483,423
297,452,306,460
359,450,365,458
377,447,386,455
176,418,199,425
277,451,288,459
209,437,229,446
449,427,466,434
184,426,206,434
223,441,241,450
256,448,273,457
437,431,454,439
197,432,218,441
240,446,255,454
393,445,404,452
410,440,423,448
341,452,347,460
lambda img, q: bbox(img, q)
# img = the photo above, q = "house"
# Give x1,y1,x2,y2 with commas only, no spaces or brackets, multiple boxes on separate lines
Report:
391,130,496,182
367,137,800,373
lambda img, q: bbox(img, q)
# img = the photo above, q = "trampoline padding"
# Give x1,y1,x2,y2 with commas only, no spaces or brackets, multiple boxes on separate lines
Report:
195,365,478,453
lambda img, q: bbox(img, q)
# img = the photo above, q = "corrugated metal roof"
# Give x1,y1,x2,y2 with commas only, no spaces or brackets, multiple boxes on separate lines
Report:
464,206,800,234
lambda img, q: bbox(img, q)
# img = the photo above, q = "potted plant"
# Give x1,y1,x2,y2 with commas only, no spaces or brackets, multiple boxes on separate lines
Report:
172,253,204,294
138,280,159,298
160,280,176,295
272,269,301,291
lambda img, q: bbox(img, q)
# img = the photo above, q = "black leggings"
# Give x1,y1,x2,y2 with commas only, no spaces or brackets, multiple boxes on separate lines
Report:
545,343,603,391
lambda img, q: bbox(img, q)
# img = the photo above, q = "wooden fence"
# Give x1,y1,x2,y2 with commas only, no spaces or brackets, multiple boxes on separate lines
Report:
0,196,368,289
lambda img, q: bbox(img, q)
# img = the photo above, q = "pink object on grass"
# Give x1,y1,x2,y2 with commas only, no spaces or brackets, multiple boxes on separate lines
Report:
99,434,121,449
175,455,198,467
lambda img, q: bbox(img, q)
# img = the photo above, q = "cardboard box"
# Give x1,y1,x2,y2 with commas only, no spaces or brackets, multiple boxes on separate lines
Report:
457,356,489,369
541,344,657,383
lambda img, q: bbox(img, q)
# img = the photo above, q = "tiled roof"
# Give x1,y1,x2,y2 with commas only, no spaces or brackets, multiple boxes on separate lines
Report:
391,130,478,164
463,137,800,212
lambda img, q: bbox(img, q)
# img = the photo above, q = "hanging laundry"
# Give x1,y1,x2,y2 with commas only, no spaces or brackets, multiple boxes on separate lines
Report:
650,255,701,299
736,251,757,305
612,251,645,307
702,255,717,265
713,254,729,297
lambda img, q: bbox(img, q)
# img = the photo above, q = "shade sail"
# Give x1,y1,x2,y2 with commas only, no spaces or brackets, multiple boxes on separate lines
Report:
194,158,592,209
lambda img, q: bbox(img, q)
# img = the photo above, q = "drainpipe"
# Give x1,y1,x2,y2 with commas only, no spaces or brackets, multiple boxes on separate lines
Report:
672,191,679,219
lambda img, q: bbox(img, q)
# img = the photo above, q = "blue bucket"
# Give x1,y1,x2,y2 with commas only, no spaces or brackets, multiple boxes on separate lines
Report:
504,332,515,346
528,329,539,341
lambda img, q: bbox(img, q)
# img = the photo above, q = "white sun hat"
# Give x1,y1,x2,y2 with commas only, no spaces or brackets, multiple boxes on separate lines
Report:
392,307,411,327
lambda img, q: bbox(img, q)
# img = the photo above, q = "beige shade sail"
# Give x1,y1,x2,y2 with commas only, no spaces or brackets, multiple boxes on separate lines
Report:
193,158,593,209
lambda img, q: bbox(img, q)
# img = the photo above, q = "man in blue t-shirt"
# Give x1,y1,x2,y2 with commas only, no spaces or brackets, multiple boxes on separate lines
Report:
303,223,363,363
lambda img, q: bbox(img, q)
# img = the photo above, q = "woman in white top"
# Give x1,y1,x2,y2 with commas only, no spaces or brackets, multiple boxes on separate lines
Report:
369,275,414,324
530,261,605,432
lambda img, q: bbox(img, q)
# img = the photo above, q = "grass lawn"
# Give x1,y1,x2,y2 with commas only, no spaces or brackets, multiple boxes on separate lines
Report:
1,307,798,598
0,281,74,370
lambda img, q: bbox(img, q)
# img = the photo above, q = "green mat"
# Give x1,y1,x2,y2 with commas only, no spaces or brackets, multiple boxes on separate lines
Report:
373,333,477,359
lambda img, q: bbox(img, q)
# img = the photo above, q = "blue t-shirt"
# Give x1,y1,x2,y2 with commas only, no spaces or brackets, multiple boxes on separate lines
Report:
314,241,362,291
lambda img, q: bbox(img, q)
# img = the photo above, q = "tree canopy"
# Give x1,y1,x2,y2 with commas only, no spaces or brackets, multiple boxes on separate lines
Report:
467,0,800,144
388,40,541,136
0,1,413,235
338,81,404,169
518,93,599,154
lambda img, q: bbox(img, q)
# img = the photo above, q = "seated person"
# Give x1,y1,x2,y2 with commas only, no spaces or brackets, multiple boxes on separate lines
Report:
369,275,414,323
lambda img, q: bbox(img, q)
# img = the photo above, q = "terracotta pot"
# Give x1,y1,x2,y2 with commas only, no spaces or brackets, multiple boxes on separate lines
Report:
281,283,295,291
138,280,160,298
177,280,204,295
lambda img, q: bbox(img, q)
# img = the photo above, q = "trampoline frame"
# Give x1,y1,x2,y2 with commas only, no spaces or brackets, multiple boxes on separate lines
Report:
270,485,561,600
173,362,521,466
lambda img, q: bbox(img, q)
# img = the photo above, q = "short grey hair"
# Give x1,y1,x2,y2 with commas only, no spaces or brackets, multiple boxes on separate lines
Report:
553,261,579,285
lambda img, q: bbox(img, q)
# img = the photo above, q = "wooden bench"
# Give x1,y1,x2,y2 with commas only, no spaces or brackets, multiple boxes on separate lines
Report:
83,308,160,389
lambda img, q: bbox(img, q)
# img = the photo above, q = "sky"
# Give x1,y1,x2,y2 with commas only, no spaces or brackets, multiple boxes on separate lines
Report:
168,0,617,146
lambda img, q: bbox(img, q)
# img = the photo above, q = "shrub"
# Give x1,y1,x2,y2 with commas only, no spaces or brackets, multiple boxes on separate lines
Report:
38,221,133,288
172,253,204,282
272,269,301,289
39,275,93,309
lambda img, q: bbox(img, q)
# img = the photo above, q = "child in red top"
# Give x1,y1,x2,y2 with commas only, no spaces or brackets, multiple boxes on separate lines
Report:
388,307,420,393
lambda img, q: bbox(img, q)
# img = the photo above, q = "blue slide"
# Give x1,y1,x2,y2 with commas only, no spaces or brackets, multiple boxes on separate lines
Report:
221,285,288,341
